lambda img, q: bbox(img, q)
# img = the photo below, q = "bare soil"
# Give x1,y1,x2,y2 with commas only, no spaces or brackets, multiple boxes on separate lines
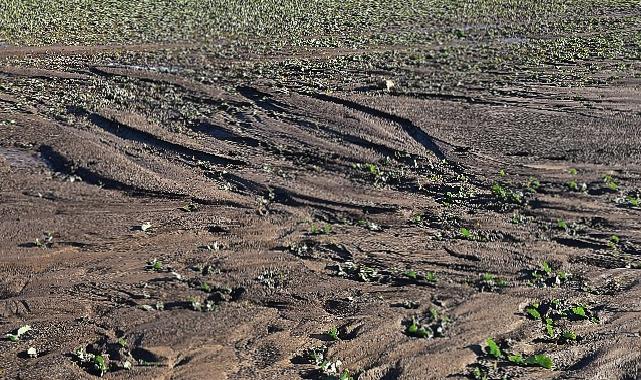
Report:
1,26,641,380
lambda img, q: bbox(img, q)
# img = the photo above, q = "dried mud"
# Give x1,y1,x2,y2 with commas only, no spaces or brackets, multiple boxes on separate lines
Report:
1,18,641,380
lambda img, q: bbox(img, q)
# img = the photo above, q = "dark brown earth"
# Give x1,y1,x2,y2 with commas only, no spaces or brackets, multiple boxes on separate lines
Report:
1,36,641,380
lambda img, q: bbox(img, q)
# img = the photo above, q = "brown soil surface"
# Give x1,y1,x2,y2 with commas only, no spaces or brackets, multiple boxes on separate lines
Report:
1,40,641,380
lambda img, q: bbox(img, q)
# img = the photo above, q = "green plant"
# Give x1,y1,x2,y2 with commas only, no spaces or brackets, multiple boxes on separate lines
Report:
404,308,450,339
460,227,472,240
603,175,619,191
485,338,503,359
483,338,554,369
356,219,382,231
34,231,54,248
526,261,570,288
491,182,523,204
525,354,554,369
327,326,340,341
476,273,508,292
146,258,163,271
257,269,288,289
94,355,109,377
334,262,380,282
566,179,587,192
310,223,333,235
179,202,199,212
409,214,423,225
525,176,541,192
524,299,598,341
5,325,31,342
608,235,621,250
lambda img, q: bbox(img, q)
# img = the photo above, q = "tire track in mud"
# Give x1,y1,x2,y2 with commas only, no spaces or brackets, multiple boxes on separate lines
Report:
73,107,244,167
237,86,410,162
308,92,447,160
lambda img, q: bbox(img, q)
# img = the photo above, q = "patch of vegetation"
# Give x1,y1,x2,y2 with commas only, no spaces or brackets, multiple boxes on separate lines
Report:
617,190,641,208
524,177,541,193
491,182,524,204
34,231,54,249
301,345,353,380
356,219,382,232
326,326,340,341
4,325,31,342
458,227,491,242
475,273,509,292
566,179,587,193
332,261,380,283
310,223,333,235
524,299,598,341
525,261,570,288
401,269,437,285
72,338,135,377
555,218,585,236
179,202,199,212
403,307,450,339
469,337,554,379
257,269,288,289
145,258,164,272
602,175,619,191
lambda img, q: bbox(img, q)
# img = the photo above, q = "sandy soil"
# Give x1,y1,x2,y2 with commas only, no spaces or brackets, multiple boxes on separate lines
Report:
1,18,641,380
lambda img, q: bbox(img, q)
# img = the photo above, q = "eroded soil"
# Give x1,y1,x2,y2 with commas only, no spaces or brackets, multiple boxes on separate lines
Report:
1,3,641,380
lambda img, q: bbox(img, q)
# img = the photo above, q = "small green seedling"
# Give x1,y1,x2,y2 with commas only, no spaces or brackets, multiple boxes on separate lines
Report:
200,282,211,293
117,338,128,348
525,354,554,369
568,168,578,175
492,182,523,204
603,175,619,191
334,262,380,282
5,325,31,342
483,337,554,369
327,326,340,341
460,227,473,240
525,304,541,320
179,202,199,212
567,179,587,192
544,318,555,337
527,261,569,288
560,330,578,343
146,258,163,271
94,355,109,377
485,338,503,359
35,231,54,248
404,308,450,339
310,223,333,235
476,273,508,292
257,269,287,289
625,194,640,208
525,177,541,192
405,319,432,338
357,219,382,231
410,214,423,225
